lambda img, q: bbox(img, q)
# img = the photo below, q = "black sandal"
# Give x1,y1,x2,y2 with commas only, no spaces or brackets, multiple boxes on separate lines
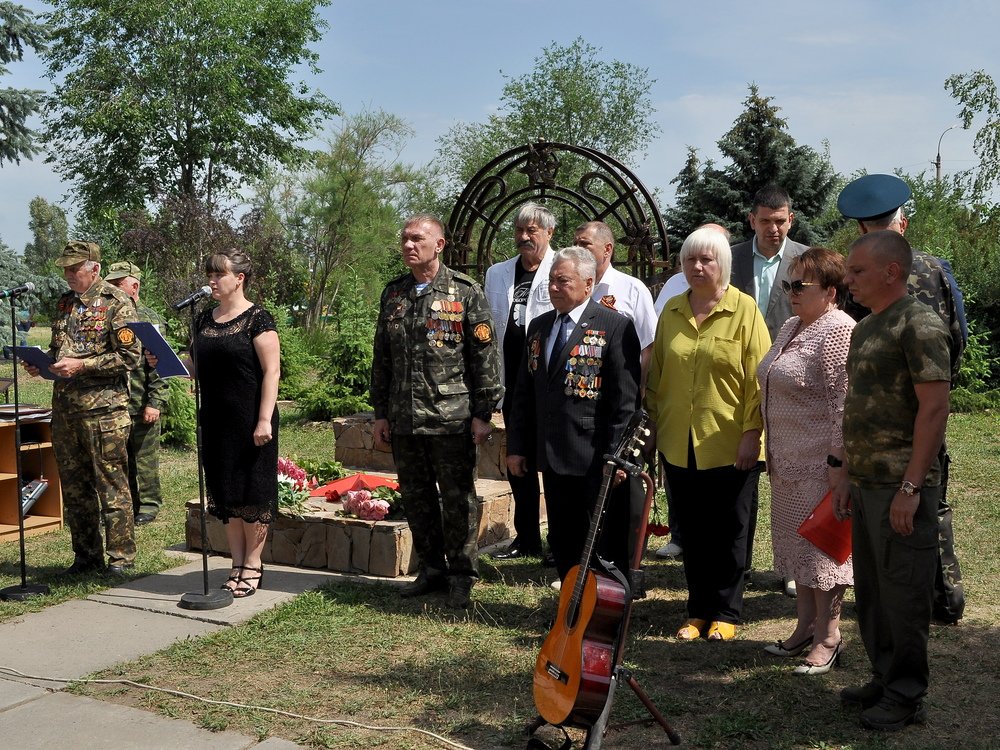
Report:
221,566,242,593
233,565,264,598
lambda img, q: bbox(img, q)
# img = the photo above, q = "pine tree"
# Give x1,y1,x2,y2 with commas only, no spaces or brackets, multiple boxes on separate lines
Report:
0,2,47,165
666,84,840,250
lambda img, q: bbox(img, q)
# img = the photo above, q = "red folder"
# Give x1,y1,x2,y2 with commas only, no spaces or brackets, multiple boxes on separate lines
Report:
797,490,852,565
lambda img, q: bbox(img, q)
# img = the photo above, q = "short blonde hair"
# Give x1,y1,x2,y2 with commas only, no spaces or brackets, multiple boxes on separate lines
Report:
679,226,732,288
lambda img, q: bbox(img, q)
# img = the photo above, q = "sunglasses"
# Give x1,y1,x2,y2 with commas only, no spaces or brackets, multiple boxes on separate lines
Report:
781,279,821,295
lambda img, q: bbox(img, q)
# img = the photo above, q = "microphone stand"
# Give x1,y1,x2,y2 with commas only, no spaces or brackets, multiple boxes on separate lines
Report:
0,297,50,601
179,298,232,610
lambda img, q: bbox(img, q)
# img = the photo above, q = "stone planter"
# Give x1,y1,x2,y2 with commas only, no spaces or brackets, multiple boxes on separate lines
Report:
331,412,509,480
185,477,520,578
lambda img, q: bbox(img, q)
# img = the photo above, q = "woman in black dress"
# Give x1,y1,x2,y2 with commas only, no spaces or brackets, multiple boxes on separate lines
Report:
196,249,280,597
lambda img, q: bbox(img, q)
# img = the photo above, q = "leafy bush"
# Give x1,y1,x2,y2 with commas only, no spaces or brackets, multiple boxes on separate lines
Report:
294,273,376,421
160,378,196,447
950,387,1000,413
269,303,323,401
298,385,371,421
294,457,348,485
956,319,998,392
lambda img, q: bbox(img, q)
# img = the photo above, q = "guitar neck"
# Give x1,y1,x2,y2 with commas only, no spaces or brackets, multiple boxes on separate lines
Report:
568,462,616,607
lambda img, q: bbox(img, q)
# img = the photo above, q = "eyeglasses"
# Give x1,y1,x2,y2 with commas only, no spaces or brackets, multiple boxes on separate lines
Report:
781,279,821,295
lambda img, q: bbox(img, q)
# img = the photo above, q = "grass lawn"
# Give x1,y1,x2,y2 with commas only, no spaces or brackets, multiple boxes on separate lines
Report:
1,338,997,748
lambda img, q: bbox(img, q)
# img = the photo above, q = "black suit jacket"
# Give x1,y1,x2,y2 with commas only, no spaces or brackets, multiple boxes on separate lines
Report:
507,299,641,476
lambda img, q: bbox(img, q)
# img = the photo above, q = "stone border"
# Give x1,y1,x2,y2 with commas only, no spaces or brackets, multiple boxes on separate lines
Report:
185,477,520,578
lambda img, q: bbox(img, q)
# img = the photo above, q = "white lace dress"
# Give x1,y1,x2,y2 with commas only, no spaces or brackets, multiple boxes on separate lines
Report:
758,309,856,590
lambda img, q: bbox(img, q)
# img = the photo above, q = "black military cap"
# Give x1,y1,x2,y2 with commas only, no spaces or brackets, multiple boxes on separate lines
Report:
837,174,912,222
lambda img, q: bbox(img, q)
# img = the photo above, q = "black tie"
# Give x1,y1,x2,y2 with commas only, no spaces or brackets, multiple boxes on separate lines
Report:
549,314,570,373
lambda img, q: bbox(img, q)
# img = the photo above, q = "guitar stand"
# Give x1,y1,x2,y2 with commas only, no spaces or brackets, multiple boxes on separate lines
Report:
584,666,681,747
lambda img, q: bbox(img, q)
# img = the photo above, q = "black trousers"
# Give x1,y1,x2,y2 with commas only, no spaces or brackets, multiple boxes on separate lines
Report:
741,462,765,573
503,403,542,551
664,444,753,624
541,468,634,582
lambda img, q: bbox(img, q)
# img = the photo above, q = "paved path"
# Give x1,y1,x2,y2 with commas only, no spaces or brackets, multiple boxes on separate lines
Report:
0,553,348,749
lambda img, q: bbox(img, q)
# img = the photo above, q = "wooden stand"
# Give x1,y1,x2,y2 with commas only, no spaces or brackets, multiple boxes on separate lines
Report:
0,417,63,543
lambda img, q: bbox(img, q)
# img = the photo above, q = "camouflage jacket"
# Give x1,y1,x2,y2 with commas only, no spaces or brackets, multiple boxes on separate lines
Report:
843,295,951,487
370,263,503,435
127,302,169,415
49,278,142,417
845,249,964,383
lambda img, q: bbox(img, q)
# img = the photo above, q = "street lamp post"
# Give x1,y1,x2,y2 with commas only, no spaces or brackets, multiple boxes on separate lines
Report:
936,125,958,184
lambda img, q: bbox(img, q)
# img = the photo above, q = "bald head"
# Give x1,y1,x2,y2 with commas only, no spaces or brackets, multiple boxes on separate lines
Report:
845,229,912,313
853,230,913,278
574,221,616,278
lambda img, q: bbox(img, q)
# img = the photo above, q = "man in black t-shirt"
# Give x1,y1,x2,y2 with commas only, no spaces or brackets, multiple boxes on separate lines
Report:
485,203,556,558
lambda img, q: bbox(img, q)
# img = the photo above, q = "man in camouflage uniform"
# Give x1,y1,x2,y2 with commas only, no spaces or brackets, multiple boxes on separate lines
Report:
839,173,966,625
106,261,168,525
25,242,142,575
834,231,951,731
371,215,502,609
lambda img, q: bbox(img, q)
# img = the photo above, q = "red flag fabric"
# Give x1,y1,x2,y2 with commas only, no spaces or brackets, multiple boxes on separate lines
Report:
312,473,399,500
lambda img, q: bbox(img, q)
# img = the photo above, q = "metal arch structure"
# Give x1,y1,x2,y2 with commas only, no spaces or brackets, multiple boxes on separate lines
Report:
445,141,670,285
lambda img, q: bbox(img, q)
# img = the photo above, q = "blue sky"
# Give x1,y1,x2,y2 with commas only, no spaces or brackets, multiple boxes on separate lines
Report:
3,0,998,253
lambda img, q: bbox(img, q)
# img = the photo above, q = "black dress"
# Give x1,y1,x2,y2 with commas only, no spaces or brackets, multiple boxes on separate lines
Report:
195,304,279,524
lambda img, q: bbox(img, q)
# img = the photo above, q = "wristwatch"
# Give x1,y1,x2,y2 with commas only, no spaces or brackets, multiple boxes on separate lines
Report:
898,480,920,496
826,454,843,468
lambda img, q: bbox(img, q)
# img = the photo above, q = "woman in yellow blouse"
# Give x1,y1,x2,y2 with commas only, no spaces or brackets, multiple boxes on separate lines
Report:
646,227,771,641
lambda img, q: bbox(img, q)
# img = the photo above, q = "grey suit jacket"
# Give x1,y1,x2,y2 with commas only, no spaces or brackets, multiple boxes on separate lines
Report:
730,237,808,342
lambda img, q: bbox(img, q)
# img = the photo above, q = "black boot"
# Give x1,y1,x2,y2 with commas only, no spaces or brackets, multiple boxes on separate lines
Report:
447,576,475,609
400,569,447,597
63,556,105,575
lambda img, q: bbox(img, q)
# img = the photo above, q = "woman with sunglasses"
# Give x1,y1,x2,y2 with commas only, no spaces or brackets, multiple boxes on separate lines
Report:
757,247,855,674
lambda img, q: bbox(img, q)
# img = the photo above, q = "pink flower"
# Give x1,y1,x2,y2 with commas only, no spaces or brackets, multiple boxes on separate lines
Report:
343,489,389,520
277,457,308,489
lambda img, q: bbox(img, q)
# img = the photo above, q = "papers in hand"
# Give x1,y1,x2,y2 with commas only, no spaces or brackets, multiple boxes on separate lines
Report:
5,346,61,380
126,322,190,378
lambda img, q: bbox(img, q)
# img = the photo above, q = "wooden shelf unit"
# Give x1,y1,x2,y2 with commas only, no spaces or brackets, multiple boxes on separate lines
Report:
0,418,63,543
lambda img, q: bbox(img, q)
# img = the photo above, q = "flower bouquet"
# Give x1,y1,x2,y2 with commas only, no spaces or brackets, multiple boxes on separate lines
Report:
277,456,314,517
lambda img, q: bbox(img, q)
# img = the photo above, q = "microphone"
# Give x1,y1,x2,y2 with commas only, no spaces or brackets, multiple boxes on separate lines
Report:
172,285,213,311
0,282,35,299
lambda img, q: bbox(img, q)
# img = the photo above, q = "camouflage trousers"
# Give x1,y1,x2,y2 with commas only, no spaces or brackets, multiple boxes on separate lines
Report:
127,414,163,516
934,448,965,623
391,432,480,578
52,408,136,566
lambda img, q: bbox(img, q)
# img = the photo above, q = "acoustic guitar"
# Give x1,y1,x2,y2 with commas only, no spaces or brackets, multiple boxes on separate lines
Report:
533,410,652,728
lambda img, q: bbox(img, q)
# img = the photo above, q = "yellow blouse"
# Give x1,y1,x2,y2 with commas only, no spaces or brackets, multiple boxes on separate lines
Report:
645,285,771,470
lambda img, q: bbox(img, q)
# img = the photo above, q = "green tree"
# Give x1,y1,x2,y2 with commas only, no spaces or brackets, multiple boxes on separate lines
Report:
0,1,47,165
270,109,421,329
945,69,1000,200
902,171,1000,389
42,0,336,215
436,37,659,193
22,196,69,274
115,194,307,319
666,84,840,249
0,236,50,346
